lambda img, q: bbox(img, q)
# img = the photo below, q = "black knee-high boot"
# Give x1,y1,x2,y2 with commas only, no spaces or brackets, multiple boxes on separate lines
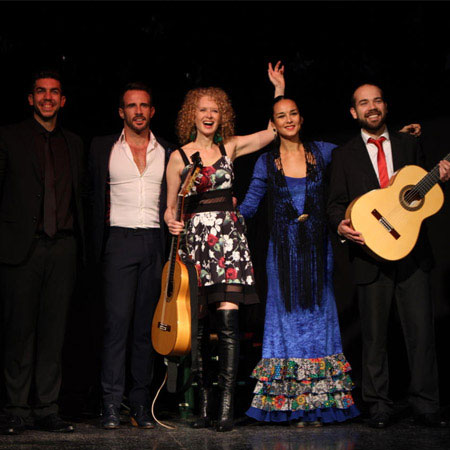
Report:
192,317,213,428
215,309,240,432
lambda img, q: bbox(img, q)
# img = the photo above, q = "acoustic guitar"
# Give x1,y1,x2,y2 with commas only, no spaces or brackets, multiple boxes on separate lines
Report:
345,152,449,261
151,152,202,356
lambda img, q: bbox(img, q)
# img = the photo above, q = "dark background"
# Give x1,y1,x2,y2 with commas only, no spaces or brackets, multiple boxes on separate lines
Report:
1,1,449,417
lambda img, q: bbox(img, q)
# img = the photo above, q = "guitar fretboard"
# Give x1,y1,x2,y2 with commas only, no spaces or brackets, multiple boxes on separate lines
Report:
411,152,450,198
167,194,183,297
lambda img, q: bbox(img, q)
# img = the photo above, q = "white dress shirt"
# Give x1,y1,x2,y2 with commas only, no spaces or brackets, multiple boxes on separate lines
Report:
361,128,394,183
108,130,165,228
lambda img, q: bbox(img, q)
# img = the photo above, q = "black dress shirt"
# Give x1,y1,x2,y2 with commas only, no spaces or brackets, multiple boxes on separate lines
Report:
31,119,74,234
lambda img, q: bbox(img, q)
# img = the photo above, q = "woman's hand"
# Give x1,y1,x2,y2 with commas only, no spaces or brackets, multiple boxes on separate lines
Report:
268,61,285,97
166,218,185,236
267,119,277,136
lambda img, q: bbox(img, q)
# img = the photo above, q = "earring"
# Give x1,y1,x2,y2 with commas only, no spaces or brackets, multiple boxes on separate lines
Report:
189,127,197,142
213,132,223,144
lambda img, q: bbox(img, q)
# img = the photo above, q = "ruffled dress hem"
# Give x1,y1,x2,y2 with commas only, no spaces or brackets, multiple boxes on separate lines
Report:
246,404,360,423
247,353,360,423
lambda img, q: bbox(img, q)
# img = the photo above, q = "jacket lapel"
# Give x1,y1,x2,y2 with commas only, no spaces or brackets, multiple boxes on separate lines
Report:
352,135,381,190
20,119,44,182
389,131,406,172
62,130,79,191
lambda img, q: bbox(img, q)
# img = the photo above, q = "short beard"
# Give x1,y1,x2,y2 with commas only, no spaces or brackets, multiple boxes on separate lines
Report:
357,115,386,133
125,116,150,134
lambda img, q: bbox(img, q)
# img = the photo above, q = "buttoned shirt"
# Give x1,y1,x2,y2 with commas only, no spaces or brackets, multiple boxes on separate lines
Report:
108,130,165,228
361,128,394,182
31,119,73,233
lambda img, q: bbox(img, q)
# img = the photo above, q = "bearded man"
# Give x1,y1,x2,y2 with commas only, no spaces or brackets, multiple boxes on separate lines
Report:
88,82,174,430
327,84,450,429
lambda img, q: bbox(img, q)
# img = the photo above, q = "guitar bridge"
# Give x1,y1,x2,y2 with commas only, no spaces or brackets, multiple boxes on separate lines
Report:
371,209,400,240
158,322,171,332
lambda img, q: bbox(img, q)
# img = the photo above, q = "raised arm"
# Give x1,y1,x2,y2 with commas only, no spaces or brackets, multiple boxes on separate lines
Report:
225,61,286,161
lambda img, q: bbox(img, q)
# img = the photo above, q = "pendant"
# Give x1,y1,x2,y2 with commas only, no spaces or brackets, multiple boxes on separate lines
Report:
298,214,309,222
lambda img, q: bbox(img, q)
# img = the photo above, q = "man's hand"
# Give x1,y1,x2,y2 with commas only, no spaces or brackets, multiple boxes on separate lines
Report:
439,159,450,182
399,123,421,137
337,219,365,245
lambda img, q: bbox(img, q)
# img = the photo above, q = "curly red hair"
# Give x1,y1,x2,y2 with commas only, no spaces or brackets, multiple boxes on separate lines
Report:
176,87,235,145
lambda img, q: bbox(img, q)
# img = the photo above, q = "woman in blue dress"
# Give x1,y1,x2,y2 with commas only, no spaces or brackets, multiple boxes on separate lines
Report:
239,66,360,426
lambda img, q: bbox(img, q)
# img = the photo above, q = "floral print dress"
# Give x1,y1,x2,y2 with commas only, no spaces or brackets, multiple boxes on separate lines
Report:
178,146,258,305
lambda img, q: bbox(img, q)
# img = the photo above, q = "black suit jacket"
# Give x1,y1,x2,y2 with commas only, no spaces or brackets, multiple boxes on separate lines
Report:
88,132,174,263
327,129,434,284
0,118,85,265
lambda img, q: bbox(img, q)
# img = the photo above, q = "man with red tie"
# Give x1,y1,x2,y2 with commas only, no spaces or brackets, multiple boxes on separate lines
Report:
327,84,450,429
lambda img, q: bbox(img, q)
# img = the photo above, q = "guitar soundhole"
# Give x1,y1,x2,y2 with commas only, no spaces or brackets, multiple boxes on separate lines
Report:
400,185,424,211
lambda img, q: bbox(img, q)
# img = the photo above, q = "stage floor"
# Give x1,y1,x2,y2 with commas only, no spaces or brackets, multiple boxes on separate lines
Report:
1,414,450,450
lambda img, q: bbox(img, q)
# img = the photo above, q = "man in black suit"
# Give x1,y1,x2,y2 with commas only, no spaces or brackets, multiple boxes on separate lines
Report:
0,71,85,434
88,82,173,429
327,84,450,428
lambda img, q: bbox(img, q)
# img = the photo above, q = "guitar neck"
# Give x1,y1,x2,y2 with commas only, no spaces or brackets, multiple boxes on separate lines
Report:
167,194,184,295
414,152,450,197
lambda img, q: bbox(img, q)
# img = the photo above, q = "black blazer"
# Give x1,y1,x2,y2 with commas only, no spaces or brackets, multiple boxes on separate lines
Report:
327,129,434,284
88,132,174,263
0,119,85,265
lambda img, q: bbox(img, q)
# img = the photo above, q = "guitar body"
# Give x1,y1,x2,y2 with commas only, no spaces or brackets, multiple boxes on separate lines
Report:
151,151,202,357
151,258,192,356
346,165,444,261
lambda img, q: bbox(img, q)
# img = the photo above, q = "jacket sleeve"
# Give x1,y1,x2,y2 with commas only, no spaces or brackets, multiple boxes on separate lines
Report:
0,132,8,198
238,153,268,219
326,146,349,233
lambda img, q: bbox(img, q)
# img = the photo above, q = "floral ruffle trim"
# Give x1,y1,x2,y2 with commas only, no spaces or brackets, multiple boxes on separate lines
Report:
247,354,359,423
251,353,351,382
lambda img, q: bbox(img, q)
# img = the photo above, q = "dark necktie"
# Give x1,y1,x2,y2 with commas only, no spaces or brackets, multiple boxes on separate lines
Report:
43,132,57,237
368,136,389,188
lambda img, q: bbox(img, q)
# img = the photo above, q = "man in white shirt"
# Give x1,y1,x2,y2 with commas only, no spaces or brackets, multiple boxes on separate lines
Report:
327,84,450,429
88,82,174,429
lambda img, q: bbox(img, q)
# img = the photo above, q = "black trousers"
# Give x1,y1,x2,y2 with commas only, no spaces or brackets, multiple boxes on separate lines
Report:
0,235,77,418
101,227,162,409
357,261,439,416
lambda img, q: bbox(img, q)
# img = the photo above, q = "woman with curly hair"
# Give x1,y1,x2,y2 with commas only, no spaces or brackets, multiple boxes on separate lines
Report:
238,65,360,427
165,68,284,432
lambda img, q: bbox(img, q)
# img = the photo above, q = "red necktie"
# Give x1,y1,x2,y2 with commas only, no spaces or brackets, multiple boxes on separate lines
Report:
368,136,389,188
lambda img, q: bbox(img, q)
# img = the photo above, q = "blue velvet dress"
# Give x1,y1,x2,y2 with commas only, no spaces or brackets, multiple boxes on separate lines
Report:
239,142,359,423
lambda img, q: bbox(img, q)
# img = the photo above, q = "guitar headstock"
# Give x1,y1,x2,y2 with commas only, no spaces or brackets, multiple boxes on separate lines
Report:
191,151,203,169
179,151,203,197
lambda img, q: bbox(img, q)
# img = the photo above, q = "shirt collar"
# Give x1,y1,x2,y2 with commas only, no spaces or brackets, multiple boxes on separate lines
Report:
119,129,157,152
361,127,390,145
32,117,61,136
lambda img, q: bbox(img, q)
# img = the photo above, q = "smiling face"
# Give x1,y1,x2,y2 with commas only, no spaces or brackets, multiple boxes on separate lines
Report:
28,78,66,124
194,96,221,138
350,84,387,133
119,89,155,134
272,98,303,139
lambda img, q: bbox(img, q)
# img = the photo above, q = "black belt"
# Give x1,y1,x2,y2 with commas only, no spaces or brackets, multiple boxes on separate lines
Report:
183,189,234,214
34,230,74,240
